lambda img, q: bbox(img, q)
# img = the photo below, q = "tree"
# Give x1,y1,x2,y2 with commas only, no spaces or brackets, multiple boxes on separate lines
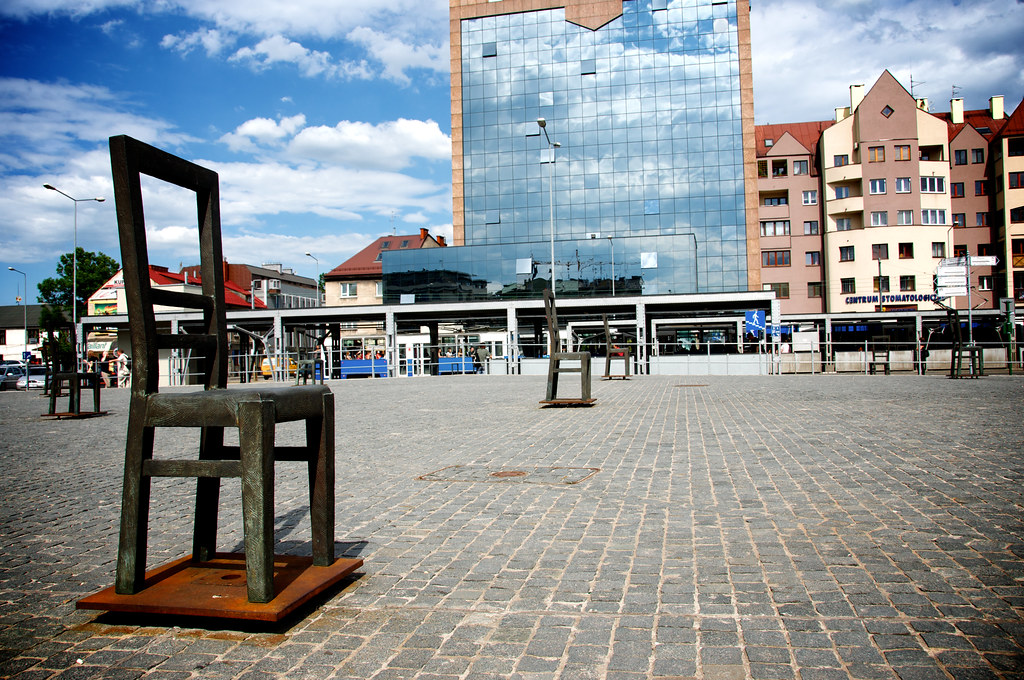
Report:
37,248,120,319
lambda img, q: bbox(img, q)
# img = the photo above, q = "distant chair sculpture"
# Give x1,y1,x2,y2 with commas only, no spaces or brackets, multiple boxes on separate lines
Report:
96,135,357,612
540,289,595,406
601,314,631,380
947,309,982,378
868,335,891,375
46,322,103,418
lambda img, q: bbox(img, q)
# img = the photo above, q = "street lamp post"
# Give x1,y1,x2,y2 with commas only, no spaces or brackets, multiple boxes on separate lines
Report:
8,267,28,374
43,184,104,365
305,252,321,306
537,118,560,298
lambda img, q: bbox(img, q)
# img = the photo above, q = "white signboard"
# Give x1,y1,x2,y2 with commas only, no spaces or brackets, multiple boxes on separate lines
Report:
970,255,998,266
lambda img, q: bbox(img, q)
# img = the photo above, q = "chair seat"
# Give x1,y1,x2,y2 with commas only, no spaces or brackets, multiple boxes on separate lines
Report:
145,385,331,427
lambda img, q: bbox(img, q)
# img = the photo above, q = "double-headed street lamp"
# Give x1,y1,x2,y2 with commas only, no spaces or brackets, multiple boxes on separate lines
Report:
305,252,321,306
8,267,28,373
537,118,560,298
43,184,105,360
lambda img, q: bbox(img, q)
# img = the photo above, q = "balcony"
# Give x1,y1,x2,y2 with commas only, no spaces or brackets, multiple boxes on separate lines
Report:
824,163,862,184
825,195,864,215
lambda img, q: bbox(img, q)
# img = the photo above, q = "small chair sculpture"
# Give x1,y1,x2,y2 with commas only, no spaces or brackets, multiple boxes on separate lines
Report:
948,309,982,378
103,135,349,609
540,289,595,406
868,335,890,375
601,314,631,380
46,323,103,418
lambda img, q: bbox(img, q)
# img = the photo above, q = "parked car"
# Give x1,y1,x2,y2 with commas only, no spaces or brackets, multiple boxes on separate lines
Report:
1,365,24,391
16,366,47,390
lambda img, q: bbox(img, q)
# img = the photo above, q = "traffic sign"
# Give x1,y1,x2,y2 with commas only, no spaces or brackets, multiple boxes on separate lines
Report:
970,255,998,266
936,265,966,276
937,286,968,297
936,275,967,287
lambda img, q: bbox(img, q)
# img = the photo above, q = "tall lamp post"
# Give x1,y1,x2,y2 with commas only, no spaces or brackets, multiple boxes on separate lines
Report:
43,184,104,363
305,252,320,306
8,267,28,371
537,118,560,298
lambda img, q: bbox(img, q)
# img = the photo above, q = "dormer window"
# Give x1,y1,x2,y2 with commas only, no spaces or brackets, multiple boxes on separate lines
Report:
764,138,774,147
400,240,410,248
381,241,391,249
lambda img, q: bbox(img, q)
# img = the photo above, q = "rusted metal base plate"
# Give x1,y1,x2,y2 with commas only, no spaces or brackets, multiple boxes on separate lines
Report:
76,553,362,622
601,375,630,380
42,411,107,420
539,398,597,407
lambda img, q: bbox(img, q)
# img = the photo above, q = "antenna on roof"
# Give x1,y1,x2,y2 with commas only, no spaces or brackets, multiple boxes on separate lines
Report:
951,84,961,99
910,74,925,97
391,210,396,235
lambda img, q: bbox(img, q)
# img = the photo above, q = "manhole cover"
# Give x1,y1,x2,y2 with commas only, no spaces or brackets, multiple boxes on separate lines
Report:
419,465,599,485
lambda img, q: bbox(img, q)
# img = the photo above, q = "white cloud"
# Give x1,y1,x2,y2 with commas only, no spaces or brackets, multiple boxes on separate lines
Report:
347,26,448,85
229,34,374,80
289,119,451,170
752,0,1024,123
161,28,234,57
220,114,307,152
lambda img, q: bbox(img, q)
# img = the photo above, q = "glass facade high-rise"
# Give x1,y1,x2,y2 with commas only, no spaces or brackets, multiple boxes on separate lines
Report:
384,0,757,303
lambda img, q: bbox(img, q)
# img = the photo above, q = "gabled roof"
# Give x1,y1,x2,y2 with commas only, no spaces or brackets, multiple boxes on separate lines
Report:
997,96,1024,137
935,109,1006,142
325,231,442,281
147,266,263,309
756,121,834,157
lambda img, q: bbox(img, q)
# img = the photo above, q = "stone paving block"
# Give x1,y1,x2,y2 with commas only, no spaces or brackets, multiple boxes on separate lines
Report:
0,376,1022,679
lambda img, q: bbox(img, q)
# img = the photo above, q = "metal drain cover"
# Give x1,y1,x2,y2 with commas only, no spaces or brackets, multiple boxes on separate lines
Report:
419,465,599,485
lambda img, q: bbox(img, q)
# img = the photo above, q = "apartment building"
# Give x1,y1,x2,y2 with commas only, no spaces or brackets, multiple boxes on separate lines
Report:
756,71,1017,315
992,100,1024,302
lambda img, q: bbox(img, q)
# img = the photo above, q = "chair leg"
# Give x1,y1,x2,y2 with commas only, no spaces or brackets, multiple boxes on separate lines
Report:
580,356,592,400
48,376,59,415
307,392,335,566
192,426,225,562
115,404,153,594
546,358,559,400
238,400,276,603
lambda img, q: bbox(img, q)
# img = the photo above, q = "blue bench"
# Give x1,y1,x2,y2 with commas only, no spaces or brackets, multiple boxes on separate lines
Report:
336,359,388,378
439,357,475,374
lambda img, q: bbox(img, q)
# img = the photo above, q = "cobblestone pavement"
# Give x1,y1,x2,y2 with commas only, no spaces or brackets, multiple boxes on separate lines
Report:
1,374,1023,680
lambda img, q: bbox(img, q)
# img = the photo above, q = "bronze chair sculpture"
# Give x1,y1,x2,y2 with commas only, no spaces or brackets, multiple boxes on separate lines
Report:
540,289,595,406
601,314,631,380
96,135,352,611
46,321,103,418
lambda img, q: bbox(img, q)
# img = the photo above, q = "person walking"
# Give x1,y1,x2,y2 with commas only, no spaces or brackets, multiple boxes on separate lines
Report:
115,348,130,388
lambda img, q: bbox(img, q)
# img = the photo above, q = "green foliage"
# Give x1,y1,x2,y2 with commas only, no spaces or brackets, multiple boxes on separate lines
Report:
37,248,119,318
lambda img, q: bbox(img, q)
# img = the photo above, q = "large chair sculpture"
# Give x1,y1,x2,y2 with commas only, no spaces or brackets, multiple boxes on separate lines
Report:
87,136,356,616
540,289,595,406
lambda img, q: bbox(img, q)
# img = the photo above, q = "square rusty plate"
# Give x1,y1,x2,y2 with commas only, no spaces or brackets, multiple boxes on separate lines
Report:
77,553,362,622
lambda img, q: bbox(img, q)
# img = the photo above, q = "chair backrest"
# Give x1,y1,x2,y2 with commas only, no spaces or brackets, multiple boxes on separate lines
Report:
109,135,227,395
543,289,560,355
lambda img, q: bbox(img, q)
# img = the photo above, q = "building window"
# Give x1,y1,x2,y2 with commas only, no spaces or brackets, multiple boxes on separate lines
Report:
899,275,916,292
839,246,855,262
897,210,913,225
895,177,911,193
0,329,5,344
757,160,768,178
952,213,966,227
339,282,358,297
972,148,985,163
881,105,894,118
836,218,852,231
1010,172,1024,189
793,160,808,175
979,275,993,291
804,220,819,235
899,242,914,259
873,276,890,293
872,244,889,260
764,138,774,147
868,146,885,162
870,211,888,227
922,209,946,225
835,186,850,199
834,154,849,167
808,282,823,298
772,160,788,177
921,176,945,193
802,190,818,205
644,199,660,215
895,145,911,161
932,242,946,258
763,282,790,298
763,195,788,206
1010,139,1024,157
762,250,791,267
482,42,497,57
954,149,968,165
841,278,856,294
975,180,988,196
760,220,791,236
953,244,967,258
976,212,989,226
869,179,886,194
806,251,820,266
951,182,964,198
580,58,596,75
1010,207,1024,223
400,239,410,248
979,243,993,256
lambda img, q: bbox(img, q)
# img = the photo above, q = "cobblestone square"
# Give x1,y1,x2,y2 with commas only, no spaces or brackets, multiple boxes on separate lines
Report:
1,374,1022,679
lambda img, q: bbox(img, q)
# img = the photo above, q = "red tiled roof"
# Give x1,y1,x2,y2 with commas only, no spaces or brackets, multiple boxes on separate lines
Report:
997,96,1024,137
934,108,1006,142
148,266,264,309
325,231,441,280
755,120,834,157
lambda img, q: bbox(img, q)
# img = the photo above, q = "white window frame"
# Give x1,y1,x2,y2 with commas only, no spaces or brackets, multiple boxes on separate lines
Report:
802,190,818,205
339,282,358,297
922,209,946,225
920,176,946,193
870,211,888,227
897,210,913,226
869,179,886,195
895,177,911,193
836,218,852,231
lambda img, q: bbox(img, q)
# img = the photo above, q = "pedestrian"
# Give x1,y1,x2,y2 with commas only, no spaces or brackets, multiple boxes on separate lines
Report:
115,348,130,388
475,344,490,374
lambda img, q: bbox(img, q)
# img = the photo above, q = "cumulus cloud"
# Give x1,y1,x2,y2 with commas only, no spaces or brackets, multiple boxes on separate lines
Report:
289,119,451,170
229,34,374,80
161,28,235,57
347,26,448,85
220,114,307,152
752,0,1024,123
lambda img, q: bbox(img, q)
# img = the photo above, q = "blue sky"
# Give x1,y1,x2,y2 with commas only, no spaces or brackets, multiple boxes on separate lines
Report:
2,0,1023,308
